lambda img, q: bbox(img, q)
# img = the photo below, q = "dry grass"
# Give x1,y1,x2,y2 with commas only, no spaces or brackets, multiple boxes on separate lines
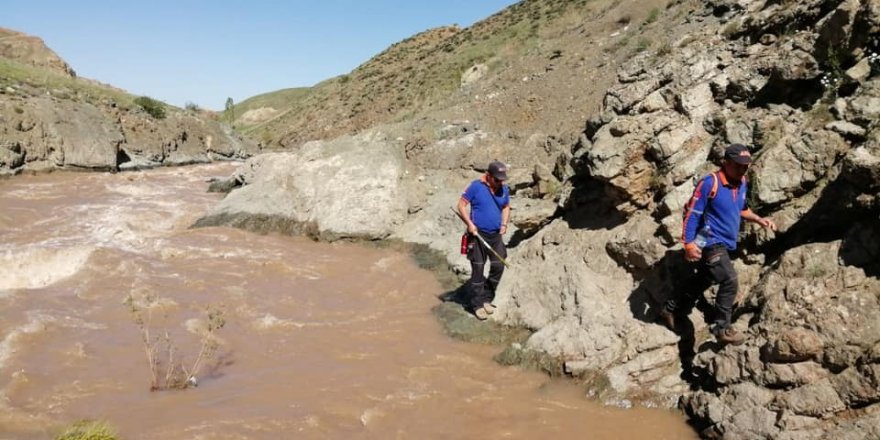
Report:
0,58,134,108
55,420,117,440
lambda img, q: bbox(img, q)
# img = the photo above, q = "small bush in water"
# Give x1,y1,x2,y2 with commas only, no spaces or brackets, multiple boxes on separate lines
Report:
56,420,117,440
124,293,226,391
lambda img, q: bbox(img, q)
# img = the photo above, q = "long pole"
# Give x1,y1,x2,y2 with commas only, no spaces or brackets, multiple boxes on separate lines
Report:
450,207,511,268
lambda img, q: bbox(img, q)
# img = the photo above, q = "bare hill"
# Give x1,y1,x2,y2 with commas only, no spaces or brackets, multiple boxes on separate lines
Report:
243,0,671,149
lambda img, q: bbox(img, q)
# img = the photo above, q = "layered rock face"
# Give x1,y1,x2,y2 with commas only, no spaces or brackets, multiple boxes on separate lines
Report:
201,0,879,437
0,96,257,174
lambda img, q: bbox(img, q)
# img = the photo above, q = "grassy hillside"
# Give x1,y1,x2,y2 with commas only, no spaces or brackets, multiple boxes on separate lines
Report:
0,57,135,107
229,86,311,129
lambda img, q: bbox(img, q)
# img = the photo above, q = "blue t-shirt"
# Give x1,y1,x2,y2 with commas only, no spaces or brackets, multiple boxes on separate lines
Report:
683,172,748,251
462,179,509,233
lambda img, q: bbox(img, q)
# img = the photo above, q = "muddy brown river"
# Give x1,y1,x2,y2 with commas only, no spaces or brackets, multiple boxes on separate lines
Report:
0,164,696,439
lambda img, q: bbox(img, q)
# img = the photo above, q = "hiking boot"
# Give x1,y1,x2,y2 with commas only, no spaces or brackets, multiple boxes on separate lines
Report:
715,327,745,345
483,303,497,314
659,308,675,331
474,307,489,321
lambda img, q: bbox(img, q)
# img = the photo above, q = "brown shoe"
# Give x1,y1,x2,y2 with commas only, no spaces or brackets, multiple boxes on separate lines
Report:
659,308,675,331
715,327,745,345
483,303,496,315
474,307,489,321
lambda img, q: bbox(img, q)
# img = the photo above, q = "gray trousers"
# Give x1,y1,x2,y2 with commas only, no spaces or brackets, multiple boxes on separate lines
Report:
663,244,738,334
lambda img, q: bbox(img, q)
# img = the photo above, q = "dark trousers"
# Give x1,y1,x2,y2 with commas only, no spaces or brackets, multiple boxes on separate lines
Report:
467,230,507,310
663,244,738,334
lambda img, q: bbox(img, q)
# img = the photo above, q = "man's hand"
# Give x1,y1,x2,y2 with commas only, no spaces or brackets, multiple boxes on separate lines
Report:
685,243,702,262
468,223,478,235
757,217,777,231
500,224,508,235
743,210,778,232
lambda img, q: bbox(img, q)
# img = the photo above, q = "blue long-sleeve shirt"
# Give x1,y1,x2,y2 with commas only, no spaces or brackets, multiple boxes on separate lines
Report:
682,171,749,251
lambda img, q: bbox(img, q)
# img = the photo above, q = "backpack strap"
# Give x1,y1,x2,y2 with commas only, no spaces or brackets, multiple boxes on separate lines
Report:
709,171,719,200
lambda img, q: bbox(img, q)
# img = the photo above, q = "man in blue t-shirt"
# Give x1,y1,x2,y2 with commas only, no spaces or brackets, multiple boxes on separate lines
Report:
457,160,511,320
660,144,777,345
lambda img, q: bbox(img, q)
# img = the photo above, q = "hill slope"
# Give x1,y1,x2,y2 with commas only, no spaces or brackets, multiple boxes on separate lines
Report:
0,27,75,77
243,0,671,150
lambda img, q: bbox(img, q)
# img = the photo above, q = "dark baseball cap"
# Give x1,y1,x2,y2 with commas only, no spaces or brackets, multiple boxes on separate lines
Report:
724,144,752,165
488,160,508,181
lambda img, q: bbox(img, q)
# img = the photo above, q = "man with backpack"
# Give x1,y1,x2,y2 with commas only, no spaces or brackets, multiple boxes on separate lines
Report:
457,160,511,320
660,144,777,345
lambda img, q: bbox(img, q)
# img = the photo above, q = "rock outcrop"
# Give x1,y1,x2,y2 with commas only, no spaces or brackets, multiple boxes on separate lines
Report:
196,131,408,239
0,27,75,77
0,92,258,175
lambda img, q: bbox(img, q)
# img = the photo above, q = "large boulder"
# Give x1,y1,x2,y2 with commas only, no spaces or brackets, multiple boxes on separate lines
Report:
197,131,408,239
493,218,684,404
753,127,849,205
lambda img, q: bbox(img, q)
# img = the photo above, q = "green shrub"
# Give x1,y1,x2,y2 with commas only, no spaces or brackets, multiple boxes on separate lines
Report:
645,8,659,24
56,420,117,440
134,96,166,119
184,101,200,112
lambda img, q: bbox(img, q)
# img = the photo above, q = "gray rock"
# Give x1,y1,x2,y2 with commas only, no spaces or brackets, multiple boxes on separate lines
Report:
846,83,880,125
637,89,669,113
831,364,880,407
724,118,754,146
0,143,24,168
753,129,848,205
825,121,867,139
728,407,780,439
777,378,846,417
675,82,716,120
605,214,666,270
761,361,830,388
604,78,661,114
510,197,557,233
198,131,407,239
842,145,880,191
763,328,824,363
776,410,821,432
845,58,872,82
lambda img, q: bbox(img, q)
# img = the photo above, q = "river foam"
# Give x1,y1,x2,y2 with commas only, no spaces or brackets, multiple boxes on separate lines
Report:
0,246,94,291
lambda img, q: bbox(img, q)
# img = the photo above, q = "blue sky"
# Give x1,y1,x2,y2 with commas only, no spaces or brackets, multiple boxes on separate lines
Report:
4,1,519,110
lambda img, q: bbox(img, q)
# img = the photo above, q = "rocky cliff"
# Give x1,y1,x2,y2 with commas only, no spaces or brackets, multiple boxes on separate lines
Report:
202,0,879,438
0,28,259,176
